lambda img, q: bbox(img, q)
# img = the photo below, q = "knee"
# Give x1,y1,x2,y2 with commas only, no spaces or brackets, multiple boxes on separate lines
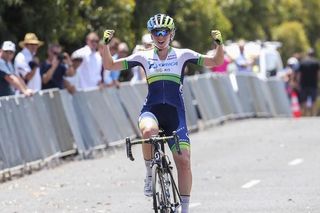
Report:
142,128,158,139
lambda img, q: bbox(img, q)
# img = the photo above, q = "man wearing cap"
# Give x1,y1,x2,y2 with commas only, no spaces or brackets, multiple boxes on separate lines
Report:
14,33,43,92
0,41,33,97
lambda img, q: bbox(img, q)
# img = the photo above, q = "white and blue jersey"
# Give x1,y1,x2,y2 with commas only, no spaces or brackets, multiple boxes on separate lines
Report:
123,47,204,150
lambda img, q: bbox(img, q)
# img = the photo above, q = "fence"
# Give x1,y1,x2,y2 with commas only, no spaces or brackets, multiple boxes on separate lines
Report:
0,73,291,177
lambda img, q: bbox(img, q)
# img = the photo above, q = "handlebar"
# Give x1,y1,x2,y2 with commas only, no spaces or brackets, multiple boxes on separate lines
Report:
126,131,181,161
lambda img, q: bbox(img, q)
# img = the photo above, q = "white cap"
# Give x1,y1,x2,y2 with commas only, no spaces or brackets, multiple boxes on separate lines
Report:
71,49,83,60
287,57,298,65
142,34,153,44
1,41,16,52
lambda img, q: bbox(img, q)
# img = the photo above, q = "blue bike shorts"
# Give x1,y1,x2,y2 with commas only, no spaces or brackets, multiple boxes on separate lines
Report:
139,104,190,152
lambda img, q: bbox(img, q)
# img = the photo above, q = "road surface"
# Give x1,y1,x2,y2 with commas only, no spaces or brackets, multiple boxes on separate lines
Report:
0,118,319,213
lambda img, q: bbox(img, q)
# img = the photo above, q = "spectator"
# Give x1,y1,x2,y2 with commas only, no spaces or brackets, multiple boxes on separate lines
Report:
281,57,299,99
297,48,320,116
63,49,84,91
0,41,33,97
14,33,43,92
234,39,252,72
40,43,75,90
130,34,153,83
117,42,131,82
258,43,283,78
75,32,102,90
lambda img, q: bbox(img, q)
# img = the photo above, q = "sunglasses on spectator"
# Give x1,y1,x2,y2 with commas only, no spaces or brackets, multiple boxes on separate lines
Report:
151,28,170,37
90,39,99,43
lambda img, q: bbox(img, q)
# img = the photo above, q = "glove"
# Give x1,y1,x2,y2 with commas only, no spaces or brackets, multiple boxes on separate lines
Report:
103,29,115,44
211,30,223,45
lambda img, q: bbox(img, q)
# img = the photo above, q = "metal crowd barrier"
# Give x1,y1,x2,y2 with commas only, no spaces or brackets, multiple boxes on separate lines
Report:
0,74,292,178
186,74,224,126
266,78,292,116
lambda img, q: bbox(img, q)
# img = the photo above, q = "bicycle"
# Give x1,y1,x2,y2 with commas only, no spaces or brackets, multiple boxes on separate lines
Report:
126,131,182,213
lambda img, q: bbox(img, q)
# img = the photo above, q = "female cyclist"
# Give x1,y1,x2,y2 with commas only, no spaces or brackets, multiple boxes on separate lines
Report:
102,13,224,213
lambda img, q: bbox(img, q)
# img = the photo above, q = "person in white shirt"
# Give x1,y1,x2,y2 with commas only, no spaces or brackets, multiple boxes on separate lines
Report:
74,32,102,90
130,33,153,84
14,33,43,92
258,43,283,79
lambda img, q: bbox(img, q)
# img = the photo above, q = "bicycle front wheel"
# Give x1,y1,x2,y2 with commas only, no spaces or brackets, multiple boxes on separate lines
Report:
152,164,167,213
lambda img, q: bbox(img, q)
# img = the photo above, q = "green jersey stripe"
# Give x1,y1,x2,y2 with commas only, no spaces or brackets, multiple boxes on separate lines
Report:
147,75,181,84
122,60,129,69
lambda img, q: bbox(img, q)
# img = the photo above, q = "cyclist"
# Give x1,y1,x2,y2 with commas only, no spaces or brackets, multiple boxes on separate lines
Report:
102,13,224,213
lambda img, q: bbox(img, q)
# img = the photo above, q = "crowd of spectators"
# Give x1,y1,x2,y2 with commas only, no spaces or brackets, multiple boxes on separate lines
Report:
207,39,320,116
0,31,151,97
1,33,319,116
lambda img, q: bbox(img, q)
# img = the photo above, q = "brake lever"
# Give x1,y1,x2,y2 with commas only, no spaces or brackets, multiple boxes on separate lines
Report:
126,137,135,161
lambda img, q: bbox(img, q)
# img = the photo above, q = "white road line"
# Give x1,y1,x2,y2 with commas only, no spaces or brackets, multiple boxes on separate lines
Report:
189,202,201,208
241,179,261,189
288,158,304,166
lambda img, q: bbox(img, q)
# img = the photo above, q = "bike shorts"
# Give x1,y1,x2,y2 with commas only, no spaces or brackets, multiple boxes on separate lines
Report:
139,104,190,152
299,87,318,104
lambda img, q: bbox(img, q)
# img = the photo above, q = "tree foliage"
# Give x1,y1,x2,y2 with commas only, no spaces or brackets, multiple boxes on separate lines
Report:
0,0,319,59
273,21,309,61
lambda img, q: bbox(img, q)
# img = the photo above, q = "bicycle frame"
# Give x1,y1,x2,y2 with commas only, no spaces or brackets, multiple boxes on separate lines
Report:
125,131,182,212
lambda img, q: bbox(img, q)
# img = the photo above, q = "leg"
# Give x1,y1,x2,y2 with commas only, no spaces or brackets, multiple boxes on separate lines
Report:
173,149,192,213
139,112,159,160
138,112,159,196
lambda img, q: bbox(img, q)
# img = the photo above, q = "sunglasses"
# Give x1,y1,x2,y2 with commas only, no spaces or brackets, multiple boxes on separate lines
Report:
151,29,170,37
90,39,99,43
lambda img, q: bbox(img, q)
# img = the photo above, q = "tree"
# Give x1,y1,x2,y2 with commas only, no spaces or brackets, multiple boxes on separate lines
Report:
173,0,231,52
273,21,309,61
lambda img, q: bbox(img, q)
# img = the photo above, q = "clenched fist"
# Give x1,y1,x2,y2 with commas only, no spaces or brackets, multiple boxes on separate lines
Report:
211,30,223,45
103,29,115,45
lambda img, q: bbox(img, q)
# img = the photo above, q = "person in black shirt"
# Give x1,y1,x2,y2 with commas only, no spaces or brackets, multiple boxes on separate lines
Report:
40,43,75,90
297,48,320,116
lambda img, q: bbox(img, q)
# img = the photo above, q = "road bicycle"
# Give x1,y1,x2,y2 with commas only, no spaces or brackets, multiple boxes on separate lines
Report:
126,131,182,213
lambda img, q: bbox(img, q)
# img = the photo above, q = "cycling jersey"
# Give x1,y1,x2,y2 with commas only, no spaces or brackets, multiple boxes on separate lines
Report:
124,47,204,151
123,47,204,110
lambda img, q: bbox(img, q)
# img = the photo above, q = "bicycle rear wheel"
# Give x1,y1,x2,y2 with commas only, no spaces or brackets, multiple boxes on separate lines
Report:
152,164,167,213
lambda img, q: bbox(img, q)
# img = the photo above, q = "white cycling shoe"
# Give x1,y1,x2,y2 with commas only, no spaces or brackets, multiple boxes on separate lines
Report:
144,176,153,197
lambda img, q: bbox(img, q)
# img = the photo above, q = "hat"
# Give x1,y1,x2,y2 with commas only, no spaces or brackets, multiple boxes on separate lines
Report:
287,57,298,65
71,49,83,60
1,41,16,52
142,34,153,44
19,33,44,48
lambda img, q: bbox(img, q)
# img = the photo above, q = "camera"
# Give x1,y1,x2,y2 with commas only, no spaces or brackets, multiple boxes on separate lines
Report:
57,53,65,62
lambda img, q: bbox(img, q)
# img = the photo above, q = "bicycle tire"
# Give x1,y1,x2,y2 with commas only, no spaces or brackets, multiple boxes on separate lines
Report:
162,160,181,213
152,164,167,213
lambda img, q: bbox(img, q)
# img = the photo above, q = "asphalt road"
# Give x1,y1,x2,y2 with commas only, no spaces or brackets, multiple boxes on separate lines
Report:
0,118,319,213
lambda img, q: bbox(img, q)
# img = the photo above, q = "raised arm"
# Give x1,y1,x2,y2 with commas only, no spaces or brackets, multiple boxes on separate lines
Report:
101,30,125,71
203,30,224,67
